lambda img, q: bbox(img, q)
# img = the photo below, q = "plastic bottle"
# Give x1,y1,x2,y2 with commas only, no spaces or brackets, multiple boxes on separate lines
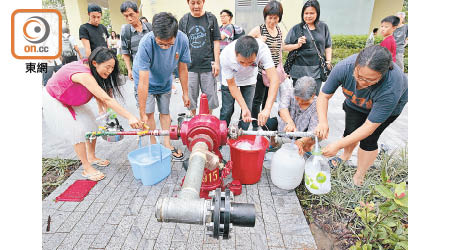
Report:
304,136,331,195
270,143,305,190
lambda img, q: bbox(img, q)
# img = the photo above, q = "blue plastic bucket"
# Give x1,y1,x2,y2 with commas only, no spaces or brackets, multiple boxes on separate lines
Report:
127,136,171,186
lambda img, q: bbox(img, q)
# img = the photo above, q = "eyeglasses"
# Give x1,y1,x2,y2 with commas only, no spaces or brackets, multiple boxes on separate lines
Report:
353,67,382,84
155,39,175,49
220,15,229,18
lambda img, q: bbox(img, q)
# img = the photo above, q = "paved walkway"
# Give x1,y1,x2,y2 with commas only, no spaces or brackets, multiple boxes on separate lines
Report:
42,79,407,250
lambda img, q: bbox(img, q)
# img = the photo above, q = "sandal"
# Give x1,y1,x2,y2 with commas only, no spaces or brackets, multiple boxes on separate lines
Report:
82,170,105,181
89,159,110,167
171,148,184,161
328,156,346,169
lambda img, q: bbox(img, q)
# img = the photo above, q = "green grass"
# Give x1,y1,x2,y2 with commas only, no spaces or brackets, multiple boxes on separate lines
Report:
42,158,81,199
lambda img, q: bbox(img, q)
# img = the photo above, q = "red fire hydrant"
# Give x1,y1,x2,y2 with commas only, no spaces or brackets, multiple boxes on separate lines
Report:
171,94,242,199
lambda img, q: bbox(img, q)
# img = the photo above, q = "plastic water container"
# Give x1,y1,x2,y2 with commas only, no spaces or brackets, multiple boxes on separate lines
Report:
227,135,269,184
127,137,171,186
270,143,305,190
304,151,331,195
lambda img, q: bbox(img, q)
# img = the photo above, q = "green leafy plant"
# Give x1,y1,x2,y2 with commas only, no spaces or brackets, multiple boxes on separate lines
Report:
116,54,128,76
350,166,408,250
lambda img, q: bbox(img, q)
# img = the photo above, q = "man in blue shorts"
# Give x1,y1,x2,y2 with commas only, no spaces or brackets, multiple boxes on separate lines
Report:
133,12,191,160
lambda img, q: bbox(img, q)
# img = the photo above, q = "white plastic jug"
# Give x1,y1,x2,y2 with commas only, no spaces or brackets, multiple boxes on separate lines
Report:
304,137,331,194
270,143,305,190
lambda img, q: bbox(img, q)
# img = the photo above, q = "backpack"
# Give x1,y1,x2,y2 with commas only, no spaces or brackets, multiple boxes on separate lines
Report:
179,11,216,53
232,24,245,40
123,21,153,61
62,35,76,57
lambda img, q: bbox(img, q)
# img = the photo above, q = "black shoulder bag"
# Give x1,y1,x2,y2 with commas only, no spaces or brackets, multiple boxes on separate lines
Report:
304,24,332,81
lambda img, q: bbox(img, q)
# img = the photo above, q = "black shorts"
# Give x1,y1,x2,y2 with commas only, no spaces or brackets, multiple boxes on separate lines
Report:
343,102,398,151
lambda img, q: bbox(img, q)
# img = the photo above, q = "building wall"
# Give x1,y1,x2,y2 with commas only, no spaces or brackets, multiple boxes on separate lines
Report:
63,0,405,48
140,0,235,24
108,0,136,35
278,0,303,36
319,0,375,35
369,0,403,35
64,0,89,46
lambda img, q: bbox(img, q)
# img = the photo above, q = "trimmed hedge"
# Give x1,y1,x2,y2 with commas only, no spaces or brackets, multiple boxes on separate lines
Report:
332,35,383,49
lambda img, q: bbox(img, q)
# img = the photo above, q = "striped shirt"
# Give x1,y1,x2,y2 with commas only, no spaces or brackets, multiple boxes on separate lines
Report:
120,21,152,60
260,24,282,68
220,24,234,50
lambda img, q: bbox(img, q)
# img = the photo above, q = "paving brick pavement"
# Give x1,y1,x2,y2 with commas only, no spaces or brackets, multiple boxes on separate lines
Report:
42,79,407,249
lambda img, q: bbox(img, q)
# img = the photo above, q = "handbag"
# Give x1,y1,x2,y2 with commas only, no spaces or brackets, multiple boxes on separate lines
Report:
262,63,286,87
304,24,332,81
261,25,287,87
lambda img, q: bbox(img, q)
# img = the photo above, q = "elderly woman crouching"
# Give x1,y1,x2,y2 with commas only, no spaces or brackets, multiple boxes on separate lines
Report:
265,76,318,155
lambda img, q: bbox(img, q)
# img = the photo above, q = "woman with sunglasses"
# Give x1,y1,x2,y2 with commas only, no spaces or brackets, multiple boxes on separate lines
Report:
315,45,408,186
43,47,142,181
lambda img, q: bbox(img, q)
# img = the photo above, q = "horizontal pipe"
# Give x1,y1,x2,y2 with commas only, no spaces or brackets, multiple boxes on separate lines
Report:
156,197,208,224
241,130,315,138
230,203,256,227
85,129,170,139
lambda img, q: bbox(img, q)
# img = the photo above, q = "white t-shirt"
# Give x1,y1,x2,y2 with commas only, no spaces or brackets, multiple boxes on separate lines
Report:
220,38,274,86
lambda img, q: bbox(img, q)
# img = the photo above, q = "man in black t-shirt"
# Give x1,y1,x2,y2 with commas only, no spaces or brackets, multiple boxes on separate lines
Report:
79,4,109,58
179,0,221,116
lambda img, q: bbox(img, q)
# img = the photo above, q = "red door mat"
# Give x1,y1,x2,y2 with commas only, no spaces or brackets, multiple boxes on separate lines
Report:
55,180,97,202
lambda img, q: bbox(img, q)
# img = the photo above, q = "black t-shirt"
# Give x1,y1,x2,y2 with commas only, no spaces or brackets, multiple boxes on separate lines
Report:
285,22,332,78
79,23,109,51
185,14,220,72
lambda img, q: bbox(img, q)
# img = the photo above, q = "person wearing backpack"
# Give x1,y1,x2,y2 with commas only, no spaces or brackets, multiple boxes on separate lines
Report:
120,1,153,81
62,27,82,65
179,0,221,116
219,9,235,51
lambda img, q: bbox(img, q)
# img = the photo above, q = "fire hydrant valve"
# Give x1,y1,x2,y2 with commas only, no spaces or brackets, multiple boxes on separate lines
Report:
169,125,179,140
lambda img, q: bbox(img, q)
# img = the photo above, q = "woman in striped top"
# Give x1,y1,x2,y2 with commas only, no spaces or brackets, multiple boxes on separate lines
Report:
248,0,284,130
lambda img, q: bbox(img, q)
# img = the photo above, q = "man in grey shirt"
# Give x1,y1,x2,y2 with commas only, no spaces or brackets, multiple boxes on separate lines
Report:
120,1,152,81
393,12,408,72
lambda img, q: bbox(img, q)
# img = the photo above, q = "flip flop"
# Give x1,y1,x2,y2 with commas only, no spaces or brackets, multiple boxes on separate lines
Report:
82,170,105,181
328,156,346,169
171,148,184,161
89,159,110,167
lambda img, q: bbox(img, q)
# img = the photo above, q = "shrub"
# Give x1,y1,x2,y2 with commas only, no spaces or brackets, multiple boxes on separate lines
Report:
116,54,128,76
332,35,383,49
